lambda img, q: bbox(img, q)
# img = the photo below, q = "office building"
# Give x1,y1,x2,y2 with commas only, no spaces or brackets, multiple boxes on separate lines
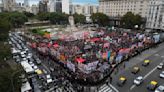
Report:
99,0,149,18
49,0,70,14
146,0,164,30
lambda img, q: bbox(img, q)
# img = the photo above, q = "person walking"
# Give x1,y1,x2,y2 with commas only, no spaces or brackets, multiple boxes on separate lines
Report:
110,76,113,83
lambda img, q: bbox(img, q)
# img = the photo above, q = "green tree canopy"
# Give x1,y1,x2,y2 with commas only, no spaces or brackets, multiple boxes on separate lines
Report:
91,13,109,26
73,13,86,24
49,12,68,24
121,12,143,29
7,12,28,28
37,12,50,21
23,11,35,18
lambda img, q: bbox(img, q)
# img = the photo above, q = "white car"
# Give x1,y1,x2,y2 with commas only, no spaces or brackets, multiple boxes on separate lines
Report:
157,63,163,69
155,85,164,92
46,75,53,83
160,71,164,78
133,76,143,85
33,65,38,70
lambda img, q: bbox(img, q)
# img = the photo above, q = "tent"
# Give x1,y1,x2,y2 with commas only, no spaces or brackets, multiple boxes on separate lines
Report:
76,57,85,63
90,38,100,42
53,43,59,48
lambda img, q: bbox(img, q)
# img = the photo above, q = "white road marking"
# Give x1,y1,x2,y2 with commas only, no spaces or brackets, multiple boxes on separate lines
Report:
130,85,135,90
143,66,157,79
154,54,160,56
161,56,164,58
109,84,119,92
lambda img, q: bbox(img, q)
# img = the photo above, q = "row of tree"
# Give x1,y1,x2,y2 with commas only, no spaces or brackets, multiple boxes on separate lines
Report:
0,12,24,92
36,12,86,24
0,11,144,29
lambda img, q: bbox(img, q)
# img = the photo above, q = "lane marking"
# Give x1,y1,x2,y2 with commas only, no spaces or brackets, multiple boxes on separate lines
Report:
143,66,157,79
154,54,160,56
109,84,119,92
130,85,135,90
161,56,164,58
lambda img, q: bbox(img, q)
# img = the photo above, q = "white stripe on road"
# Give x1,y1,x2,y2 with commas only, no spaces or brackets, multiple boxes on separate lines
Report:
99,85,110,92
109,84,119,92
130,85,135,90
130,66,157,90
143,66,157,79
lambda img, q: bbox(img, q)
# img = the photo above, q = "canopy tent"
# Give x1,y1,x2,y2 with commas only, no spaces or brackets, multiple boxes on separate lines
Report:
90,38,101,42
76,57,86,63
53,43,59,48
119,48,131,55
103,43,110,48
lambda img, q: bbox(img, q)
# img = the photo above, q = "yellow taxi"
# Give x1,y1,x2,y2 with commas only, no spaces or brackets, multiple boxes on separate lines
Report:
35,69,43,75
147,81,158,91
142,60,150,66
117,76,127,87
131,66,140,74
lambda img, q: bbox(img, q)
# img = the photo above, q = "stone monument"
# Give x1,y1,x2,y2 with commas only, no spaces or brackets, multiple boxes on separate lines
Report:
65,16,77,32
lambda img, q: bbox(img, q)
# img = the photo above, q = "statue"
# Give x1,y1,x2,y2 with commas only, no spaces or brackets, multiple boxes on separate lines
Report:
68,16,75,27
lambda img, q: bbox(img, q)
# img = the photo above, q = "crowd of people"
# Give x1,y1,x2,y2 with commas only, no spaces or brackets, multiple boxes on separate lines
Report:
27,28,161,84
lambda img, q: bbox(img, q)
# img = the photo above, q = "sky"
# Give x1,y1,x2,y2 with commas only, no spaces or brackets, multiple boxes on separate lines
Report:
15,0,98,5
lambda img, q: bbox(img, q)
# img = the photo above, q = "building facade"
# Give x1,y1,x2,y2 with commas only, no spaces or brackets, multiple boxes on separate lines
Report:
49,0,70,14
99,0,149,18
2,0,16,11
39,1,48,13
24,0,29,7
31,5,39,15
146,0,164,30
72,4,98,15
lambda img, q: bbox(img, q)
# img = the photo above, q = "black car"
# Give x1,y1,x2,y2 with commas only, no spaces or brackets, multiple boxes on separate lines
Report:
131,67,140,74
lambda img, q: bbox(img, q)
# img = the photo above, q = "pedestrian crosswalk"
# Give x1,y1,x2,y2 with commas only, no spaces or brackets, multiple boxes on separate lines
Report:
98,84,114,92
55,86,75,92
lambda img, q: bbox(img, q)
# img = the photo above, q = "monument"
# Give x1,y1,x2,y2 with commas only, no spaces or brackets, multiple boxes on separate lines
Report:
65,16,77,32
69,16,75,27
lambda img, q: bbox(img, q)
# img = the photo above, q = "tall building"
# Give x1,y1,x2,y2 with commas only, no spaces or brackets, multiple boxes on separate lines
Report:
49,0,70,14
72,4,84,14
39,1,48,13
2,0,16,11
62,0,70,14
99,0,149,18
31,4,39,15
14,2,25,12
146,0,164,30
72,4,98,15
24,0,29,7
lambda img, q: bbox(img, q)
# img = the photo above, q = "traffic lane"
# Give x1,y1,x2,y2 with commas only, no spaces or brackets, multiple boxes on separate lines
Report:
131,68,164,92
111,52,163,92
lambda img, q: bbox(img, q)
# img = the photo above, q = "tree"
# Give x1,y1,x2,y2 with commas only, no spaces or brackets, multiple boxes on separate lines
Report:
49,12,68,24
7,12,28,28
91,13,109,26
121,12,142,29
73,13,86,24
37,12,50,21
23,11,35,18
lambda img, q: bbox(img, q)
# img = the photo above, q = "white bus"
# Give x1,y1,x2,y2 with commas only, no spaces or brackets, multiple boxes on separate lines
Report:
21,61,35,74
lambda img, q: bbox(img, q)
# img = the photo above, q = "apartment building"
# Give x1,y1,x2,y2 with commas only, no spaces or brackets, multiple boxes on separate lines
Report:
99,0,149,18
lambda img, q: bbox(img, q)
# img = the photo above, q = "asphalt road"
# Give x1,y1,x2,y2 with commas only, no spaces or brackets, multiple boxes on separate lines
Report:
109,44,164,92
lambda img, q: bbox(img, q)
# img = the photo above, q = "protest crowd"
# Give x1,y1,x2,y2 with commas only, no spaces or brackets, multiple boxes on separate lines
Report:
27,29,162,85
